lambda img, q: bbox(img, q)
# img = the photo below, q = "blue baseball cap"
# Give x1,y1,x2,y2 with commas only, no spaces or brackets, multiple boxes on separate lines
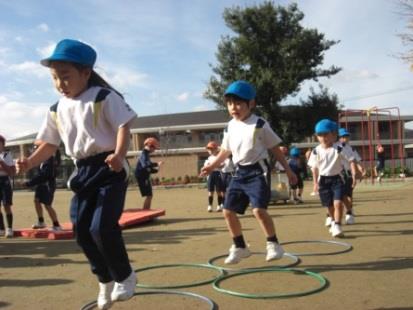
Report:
290,147,300,157
224,80,256,101
40,39,97,67
315,119,338,134
338,128,350,137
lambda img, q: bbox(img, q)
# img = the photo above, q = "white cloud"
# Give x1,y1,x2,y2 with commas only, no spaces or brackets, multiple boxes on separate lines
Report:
177,92,189,102
37,42,56,58
326,69,379,85
37,23,49,32
97,67,149,89
8,61,48,78
0,95,48,139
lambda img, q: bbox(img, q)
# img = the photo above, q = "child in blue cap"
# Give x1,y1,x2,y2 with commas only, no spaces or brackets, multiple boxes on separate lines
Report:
17,39,137,309
288,147,304,204
308,119,357,237
201,80,297,264
338,128,363,224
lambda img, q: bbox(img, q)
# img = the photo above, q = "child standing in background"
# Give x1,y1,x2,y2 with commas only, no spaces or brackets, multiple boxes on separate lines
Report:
16,39,137,310
26,147,62,231
288,147,304,204
203,141,225,212
0,135,16,238
134,137,162,210
201,80,297,264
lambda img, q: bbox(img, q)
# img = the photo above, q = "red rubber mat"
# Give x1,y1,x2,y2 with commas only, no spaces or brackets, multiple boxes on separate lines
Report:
13,209,165,240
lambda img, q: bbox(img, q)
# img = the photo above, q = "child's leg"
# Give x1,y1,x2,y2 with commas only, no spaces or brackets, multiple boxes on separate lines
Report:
0,207,4,231
333,199,343,223
223,209,242,238
252,208,276,238
143,195,153,209
34,199,44,220
252,208,284,261
3,204,12,228
44,204,60,227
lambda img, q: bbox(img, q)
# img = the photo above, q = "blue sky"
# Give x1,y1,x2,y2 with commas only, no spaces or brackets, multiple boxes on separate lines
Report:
1,0,412,140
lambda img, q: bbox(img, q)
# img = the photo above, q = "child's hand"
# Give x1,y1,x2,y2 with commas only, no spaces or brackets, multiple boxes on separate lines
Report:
158,161,163,167
16,158,32,174
105,153,124,172
200,165,213,177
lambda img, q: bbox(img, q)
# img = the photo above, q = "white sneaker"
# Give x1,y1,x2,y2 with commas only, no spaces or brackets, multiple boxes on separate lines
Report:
224,245,251,264
51,226,63,231
207,205,212,212
111,271,136,302
345,214,355,225
5,228,13,238
325,216,333,227
216,204,223,212
32,222,47,229
331,223,344,238
266,242,285,261
97,281,114,310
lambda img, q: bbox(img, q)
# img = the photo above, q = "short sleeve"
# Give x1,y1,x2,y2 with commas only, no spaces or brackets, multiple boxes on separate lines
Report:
307,150,318,169
103,92,137,131
221,129,230,151
3,152,14,166
262,122,282,148
36,110,61,146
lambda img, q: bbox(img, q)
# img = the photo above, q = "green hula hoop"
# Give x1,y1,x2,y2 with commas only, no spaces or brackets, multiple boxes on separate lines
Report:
280,240,353,256
207,252,300,271
80,290,218,310
134,263,224,289
213,267,328,299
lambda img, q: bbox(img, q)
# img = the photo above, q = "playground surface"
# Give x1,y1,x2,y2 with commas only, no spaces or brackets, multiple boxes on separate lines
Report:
1,179,412,309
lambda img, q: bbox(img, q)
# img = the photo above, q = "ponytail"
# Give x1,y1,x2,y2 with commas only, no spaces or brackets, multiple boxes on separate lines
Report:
73,63,123,99
88,70,124,99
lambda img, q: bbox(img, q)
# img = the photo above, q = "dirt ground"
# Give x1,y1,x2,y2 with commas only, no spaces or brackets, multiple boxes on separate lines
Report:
1,179,413,310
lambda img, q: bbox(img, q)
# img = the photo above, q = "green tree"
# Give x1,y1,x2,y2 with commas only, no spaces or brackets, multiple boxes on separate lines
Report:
204,2,341,132
279,85,342,144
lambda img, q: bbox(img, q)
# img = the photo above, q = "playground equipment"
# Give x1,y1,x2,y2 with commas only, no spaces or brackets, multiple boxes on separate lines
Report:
338,107,406,184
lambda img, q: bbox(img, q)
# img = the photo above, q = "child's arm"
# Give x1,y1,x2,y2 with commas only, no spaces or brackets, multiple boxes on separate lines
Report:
200,149,231,176
270,146,297,185
16,142,57,173
350,160,357,188
311,167,319,193
105,123,131,172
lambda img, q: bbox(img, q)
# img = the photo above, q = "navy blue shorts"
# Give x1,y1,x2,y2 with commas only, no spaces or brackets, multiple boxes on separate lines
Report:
318,175,344,207
0,176,13,206
137,176,152,197
224,163,270,215
35,183,56,205
207,171,224,192
220,172,232,192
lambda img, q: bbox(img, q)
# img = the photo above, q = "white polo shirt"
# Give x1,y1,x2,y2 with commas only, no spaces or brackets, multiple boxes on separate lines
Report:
221,114,281,166
308,143,355,176
340,142,361,171
204,154,222,171
0,151,14,177
37,86,137,160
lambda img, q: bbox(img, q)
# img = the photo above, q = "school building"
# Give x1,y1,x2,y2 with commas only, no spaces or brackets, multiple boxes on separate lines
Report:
5,109,413,187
